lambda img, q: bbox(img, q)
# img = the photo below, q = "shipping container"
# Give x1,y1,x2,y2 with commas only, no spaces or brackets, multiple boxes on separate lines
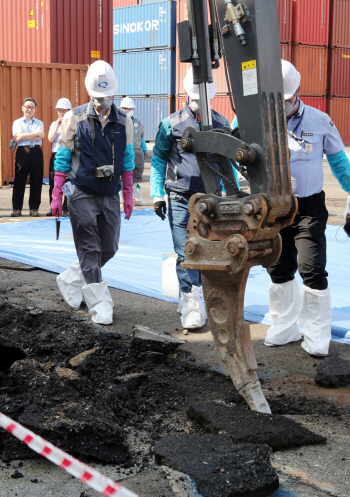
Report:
113,3,176,51
327,97,350,144
328,47,350,96
176,49,229,94
292,45,328,95
0,61,89,186
300,96,327,112
281,42,293,62
329,0,350,48
277,0,293,42
114,0,138,7
0,0,113,65
176,95,236,125
114,96,174,140
292,0,330,46
114,49,175,95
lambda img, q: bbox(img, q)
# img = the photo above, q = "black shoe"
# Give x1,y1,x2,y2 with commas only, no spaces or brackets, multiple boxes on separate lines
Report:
46,209,53,216
62,210,69,217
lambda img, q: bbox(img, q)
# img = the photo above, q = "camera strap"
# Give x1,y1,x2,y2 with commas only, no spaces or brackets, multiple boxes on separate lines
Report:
89,117,115,169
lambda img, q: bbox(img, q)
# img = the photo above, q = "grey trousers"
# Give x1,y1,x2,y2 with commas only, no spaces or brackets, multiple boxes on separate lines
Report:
133,152,144,183
68,187,121,284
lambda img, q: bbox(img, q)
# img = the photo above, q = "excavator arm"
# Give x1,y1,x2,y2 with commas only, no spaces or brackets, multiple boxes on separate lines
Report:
177,0,297,413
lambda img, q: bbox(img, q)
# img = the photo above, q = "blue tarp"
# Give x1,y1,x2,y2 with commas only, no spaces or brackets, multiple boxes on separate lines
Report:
0,209,349,345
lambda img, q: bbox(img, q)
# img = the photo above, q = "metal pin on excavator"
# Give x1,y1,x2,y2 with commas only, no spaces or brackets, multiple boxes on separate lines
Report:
177,0,298,413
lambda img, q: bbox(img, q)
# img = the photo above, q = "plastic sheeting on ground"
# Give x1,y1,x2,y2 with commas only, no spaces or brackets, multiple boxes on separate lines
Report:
0,209,349,345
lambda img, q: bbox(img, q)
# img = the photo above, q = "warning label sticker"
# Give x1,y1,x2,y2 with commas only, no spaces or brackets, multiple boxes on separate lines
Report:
242,60,258,96
91,51,101,58
28,20,35,28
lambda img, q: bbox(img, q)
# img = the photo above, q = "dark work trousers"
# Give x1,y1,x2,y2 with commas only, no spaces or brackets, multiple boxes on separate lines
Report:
12,146,43,211
68,187,121,285
133,152,144,183
267,190,328,291
49,153,68,211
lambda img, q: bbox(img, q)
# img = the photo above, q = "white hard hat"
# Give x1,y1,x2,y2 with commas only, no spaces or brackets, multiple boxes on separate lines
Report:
183,66,217,100
55,98,72,110
281,60,301,100
120,97,135,109
85,60,117,97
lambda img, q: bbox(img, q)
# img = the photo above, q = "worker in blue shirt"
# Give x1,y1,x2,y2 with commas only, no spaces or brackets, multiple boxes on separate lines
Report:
11,98,45,217
50,61,135,325
263,60,350,356
150,67,236,331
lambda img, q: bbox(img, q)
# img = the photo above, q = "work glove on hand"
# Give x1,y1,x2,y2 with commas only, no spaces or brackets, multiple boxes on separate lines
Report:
121,170,133,220
143,150,148,160
51,171,67,217
344,195,350,222
8,138,17,152
153,200,166,220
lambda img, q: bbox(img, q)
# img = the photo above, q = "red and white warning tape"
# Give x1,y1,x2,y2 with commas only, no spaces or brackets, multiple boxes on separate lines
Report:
0,412,140,497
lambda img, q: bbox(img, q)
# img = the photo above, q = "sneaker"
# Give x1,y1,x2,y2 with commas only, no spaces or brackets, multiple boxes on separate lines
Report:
11,210,21,217
46,209,53,216
62,210,69,217
29,210,39,217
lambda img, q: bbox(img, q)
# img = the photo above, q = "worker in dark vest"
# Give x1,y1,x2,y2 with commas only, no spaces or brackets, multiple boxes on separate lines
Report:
50,60,135,325
150,67,234,331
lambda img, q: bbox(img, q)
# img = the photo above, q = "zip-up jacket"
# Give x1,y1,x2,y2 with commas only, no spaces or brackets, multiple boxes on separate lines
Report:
54,102,134,196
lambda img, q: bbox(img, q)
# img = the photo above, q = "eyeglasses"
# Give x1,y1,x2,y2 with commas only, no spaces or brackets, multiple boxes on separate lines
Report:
23,106,36,110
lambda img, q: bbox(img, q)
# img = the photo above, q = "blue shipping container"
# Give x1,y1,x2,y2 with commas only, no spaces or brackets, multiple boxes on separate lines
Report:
113,2,176,51
114,96,174,140
114,49,175,96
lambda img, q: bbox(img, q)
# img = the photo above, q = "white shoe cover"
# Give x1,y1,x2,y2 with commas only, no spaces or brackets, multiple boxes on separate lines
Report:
81,280,114,325
179,286,207,329
299,285,331,356
132,183,147,205
56,261,86,310
264,280,301,346
119,191,124,204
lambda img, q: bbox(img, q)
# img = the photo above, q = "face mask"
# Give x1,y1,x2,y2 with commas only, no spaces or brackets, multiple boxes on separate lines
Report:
189,99,201,114
285,93,298,118
128,110,134,117
92,96,113,111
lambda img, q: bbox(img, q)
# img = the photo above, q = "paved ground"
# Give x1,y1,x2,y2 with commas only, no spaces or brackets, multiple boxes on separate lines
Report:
0,147,350,497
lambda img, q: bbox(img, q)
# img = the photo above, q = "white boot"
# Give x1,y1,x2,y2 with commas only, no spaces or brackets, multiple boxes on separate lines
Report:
132,183,147,206
299,285,331,356
81,280,114,325
265,280,301,346
179,286,207,329
57,261,86,310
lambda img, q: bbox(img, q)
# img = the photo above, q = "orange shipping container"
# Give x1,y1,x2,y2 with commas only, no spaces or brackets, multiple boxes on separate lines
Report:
114,0,138,6
328,47,350,96
292,45,328,96
0,0,113,65
176,95,236,125
281,43,292,62
0,61,89,186
292,0,330,46
277,0,293,42
327,97,350,145
329,0,350,48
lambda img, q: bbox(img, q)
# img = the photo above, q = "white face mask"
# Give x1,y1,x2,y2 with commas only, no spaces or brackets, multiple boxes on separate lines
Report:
128,110,134,117
189,99,201,114
285,92,298,118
